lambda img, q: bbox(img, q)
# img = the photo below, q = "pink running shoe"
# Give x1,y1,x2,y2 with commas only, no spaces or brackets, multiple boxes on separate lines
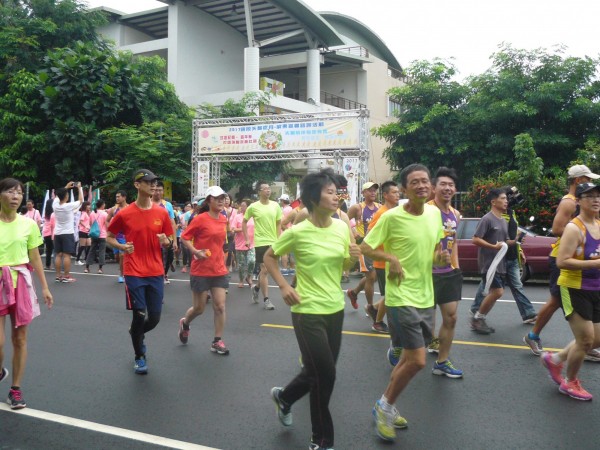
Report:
559,378,593,401
178,318,190,344
541,352,564,385
346,288,358,309
211,340,230,355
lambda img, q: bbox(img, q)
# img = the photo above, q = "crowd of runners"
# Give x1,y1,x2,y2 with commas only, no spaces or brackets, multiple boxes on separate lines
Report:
2,161,600,449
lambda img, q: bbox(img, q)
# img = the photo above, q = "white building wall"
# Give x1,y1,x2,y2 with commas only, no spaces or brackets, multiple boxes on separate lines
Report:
122,27,155,46
320,68,359,100
169,2,247,106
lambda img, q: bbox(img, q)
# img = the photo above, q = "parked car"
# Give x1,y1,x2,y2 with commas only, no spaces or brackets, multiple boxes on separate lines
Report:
456,218,557,282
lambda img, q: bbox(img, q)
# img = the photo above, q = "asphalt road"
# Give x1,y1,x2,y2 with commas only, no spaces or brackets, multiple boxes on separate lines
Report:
1,262,599,450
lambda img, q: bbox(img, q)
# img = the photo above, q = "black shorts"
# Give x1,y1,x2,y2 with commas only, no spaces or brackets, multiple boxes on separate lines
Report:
561,287,600,323
78,231,89,239
190,275,230,293
255,245,270,266
434,269,463,305
54,234,76,255
376,268,386,296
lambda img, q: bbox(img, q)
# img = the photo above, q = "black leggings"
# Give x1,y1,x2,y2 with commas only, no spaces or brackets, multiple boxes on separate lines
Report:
130,309,161,358
43,236,54,268
279,310,344,449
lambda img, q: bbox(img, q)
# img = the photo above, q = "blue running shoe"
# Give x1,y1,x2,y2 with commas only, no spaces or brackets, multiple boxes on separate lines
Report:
134,357,148,375
118,276,124,283
387,346,402,367
432,359,463,378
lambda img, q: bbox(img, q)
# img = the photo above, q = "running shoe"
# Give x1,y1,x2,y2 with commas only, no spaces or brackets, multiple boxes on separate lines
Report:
7,388,26,410
134,357,148,375
164,275,170,285
372,401,408,429
432,359,463,378
76,260,85,266
55,276,62,282
470,317,493,335
522,314,537,324
181,266,188,273
118,276,124,283
178,318,190,344
427,337,440,354
523,334,543,356
308,444,334,450
387,346,403,367
559,378,593,401
584,348,600,362
61,276,76,283
364,304,377,322
252,285,260,304
287,269,295,275
83,268,89,273
270,387,292,426
264,298,275,310
346,288,359,309
541,352,564,385
0,367,8,384
211,340,230,355
372,400,396,441
280,268,290,275
97,268,103,274
372,321,389,334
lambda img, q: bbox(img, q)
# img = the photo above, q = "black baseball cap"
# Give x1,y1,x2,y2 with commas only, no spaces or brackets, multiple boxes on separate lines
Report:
575,182,600,197
133,169,158,182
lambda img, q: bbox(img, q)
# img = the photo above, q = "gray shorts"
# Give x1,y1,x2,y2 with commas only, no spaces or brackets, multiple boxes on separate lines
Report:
190,275,230,293
387,305,434,350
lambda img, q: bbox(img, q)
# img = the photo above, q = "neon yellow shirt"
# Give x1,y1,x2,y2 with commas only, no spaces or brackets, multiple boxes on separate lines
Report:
364,204,443,308
0,215,43,286
244,200,282,247
272,219,349,314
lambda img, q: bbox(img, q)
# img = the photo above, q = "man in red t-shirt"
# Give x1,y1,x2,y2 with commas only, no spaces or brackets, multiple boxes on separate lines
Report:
107,169,174,375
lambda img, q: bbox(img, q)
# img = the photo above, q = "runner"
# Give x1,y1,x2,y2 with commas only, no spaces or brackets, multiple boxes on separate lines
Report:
346,182,380,316
42,199,55,270
178,186,230,354
361,164,447,442
243,181,282,310
152,181,178,285
264,169,360,450
231,199,255,289
84,199,108,274
426,167,463,378
106,190,129,283
52,181,83,283
75,202,91,266
107,169,174,375
0,178,53,409
524,164,600,361
540,182,600,400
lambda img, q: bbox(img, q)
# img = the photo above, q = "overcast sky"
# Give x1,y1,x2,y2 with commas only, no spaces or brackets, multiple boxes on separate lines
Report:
85,0,600,79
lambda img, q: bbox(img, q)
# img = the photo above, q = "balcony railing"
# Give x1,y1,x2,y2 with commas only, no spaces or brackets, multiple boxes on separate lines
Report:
286,91,366,110
388,66,409,83
334,46,369,58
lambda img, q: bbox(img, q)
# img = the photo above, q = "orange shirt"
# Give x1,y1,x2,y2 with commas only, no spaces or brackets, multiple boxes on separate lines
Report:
108,203,174,277
368,205,391,269
181,212,228,277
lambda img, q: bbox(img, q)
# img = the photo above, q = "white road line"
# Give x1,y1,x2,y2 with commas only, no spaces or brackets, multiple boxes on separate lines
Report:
0,403,219,450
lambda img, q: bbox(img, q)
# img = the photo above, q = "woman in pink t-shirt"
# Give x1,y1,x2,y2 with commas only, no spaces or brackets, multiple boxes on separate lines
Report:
84,199,108,274
231,199,255,288
76,202,91,265
42,199,55,270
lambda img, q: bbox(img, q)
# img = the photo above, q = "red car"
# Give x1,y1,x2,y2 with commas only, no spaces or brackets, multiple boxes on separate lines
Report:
456,218,557,282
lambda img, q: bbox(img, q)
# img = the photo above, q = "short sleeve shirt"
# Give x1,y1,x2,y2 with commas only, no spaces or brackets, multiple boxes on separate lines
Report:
272,219,349,314
181,212,228,277
107,203,174,277
0,216,43,286
474,211,508,274
364,204,444,308
244,200,282,247
53,198,81,235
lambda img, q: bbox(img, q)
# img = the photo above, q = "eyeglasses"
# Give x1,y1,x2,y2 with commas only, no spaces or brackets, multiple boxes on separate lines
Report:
3,189,23,196
581,194,600,199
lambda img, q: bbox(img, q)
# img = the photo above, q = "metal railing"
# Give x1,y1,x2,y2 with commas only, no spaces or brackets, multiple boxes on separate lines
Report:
388,66,409,83
334,46,369,58
286,91,366,110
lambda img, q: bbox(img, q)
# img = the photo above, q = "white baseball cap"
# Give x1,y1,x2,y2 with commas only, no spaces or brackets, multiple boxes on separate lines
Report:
205,186,226,198
279,194,290,201
568,164,600,179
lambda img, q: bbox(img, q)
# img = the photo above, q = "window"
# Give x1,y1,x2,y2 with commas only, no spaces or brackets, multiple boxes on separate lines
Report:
387,97,402,117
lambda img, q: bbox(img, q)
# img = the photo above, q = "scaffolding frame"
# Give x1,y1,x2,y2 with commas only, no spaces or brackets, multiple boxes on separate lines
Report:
191,109,370,197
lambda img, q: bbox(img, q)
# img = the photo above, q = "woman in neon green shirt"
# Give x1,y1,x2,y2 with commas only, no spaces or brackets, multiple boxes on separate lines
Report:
264,169,360,450
0,178,53,410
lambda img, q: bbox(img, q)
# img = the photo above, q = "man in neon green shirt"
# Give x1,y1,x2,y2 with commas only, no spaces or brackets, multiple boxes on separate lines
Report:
361,164,448,442
243,181,281,310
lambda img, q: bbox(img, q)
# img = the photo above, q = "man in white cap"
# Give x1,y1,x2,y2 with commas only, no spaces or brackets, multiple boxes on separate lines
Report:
524,164,600,361
278,194,295,275
346,182,381,318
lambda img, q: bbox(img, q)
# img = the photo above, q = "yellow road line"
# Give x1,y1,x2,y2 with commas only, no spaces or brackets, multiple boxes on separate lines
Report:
260,324,561,352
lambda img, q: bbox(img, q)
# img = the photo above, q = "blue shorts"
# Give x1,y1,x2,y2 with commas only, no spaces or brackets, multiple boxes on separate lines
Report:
124,276,164,313
113,236,126,254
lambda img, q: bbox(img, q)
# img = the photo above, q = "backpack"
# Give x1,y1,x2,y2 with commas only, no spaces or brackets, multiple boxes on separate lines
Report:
89,219,100,239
